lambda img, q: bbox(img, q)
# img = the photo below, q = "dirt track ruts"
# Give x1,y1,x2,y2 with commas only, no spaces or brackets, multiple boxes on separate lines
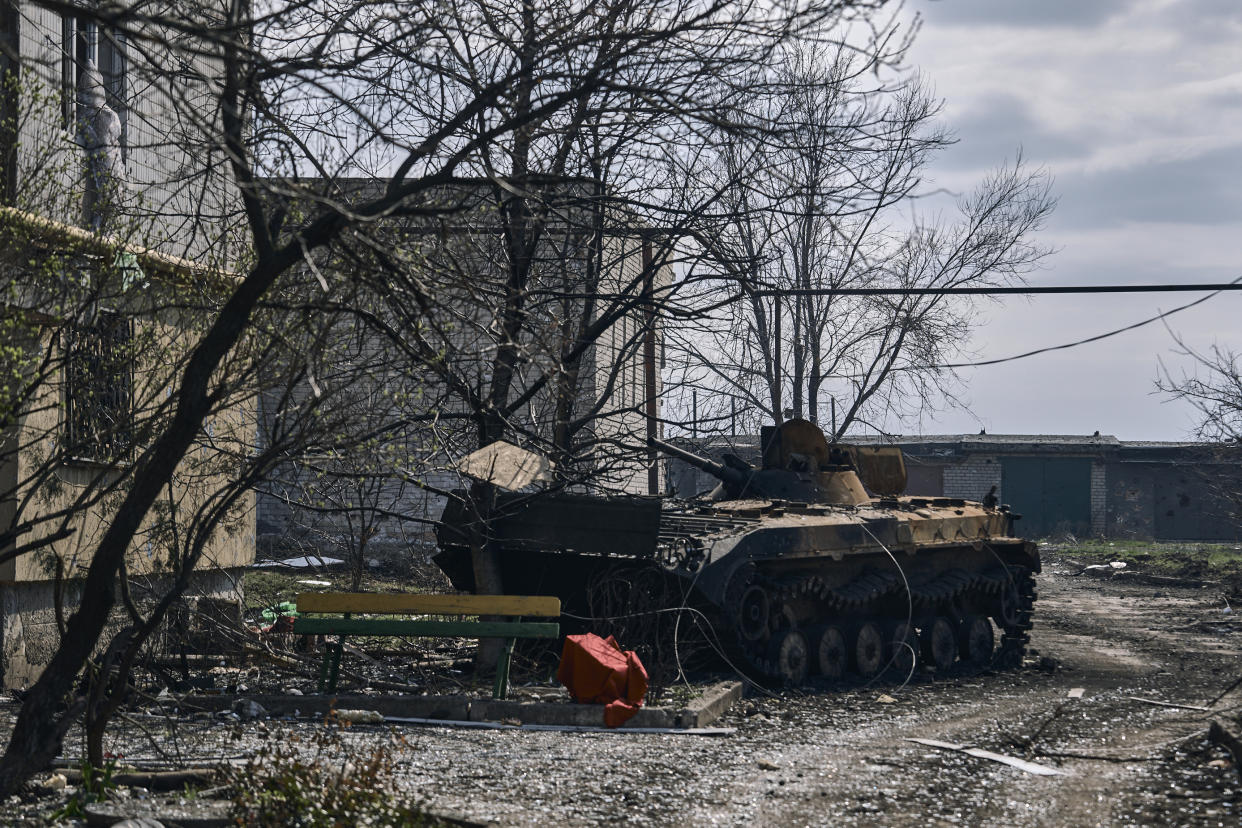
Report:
388,554,1242,826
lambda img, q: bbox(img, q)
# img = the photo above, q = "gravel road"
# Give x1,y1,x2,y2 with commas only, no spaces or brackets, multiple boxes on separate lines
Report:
385,554,1242,826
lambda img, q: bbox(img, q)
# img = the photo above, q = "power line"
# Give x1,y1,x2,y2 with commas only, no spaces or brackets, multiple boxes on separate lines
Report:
932,275,1241,370
751,282,1242,297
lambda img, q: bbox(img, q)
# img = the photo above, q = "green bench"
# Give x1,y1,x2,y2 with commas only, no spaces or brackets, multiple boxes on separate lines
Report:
292,592,561,698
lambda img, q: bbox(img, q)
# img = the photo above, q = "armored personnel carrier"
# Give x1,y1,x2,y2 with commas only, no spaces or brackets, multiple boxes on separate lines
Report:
435,419,1038,684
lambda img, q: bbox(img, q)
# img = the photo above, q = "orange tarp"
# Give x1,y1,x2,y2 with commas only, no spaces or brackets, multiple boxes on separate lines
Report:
556,633,649,728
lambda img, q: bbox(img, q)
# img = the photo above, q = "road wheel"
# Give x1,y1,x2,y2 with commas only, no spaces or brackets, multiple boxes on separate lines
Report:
922,616,959,671
995,578,1020,628
958,614,994,666
766,628,809,686
737,585,771,643
852,621,886,678
812,625,848,679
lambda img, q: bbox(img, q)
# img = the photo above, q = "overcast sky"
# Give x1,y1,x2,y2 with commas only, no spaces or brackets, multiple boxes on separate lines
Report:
884,0,1242,441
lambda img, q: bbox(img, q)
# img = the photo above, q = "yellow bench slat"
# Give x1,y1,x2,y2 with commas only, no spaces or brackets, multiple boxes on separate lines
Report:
294,592,561,617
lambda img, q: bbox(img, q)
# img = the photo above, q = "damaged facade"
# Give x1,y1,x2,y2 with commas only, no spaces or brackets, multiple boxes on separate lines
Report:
668,433,1242,541
0,2,252,688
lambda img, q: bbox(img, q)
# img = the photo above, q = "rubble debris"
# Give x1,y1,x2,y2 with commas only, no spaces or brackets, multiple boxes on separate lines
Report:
1208,720,1242,781
377,715,734,735
40,773,67,790
252,555,344,569
333,709,385,725
232,699,268,720
1067,688,1085,699
85,799,231,827
58,767,219,792
455,440,552,491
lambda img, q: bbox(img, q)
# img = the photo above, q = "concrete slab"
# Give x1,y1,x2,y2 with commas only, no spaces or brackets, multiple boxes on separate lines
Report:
675,680,744,728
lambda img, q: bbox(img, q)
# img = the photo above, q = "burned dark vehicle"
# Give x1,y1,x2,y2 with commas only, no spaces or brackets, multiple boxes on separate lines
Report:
436,419,1038,684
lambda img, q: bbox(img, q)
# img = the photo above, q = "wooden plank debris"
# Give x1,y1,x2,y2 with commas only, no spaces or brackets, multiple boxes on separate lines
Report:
381,715,734,735
1127,696,1213,712
295,592,561,617
292,617,560,638
906,738,1068,776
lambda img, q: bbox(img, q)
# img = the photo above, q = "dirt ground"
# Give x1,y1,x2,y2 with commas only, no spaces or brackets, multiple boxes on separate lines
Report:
6,549,1242,826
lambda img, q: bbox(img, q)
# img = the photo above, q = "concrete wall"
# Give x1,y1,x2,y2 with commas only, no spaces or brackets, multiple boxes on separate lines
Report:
14,0,241,263
0,4,251,688
253,218,670,559
0,566,245,689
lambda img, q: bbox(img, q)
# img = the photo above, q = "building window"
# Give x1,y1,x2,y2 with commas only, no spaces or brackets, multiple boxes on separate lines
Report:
61,12,127,146
64,310,133,462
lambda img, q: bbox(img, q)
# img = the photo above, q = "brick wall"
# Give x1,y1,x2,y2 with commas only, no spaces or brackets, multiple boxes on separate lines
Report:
1090,461,1107,535
942,455,1001,503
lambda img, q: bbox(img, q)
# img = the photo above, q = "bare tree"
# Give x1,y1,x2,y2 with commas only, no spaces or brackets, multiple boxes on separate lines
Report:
1159,334,1242,443
667,46,1055,440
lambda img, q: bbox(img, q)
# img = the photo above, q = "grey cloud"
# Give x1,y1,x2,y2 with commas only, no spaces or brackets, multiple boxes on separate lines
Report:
1147,0,1242,47
916,0,1135,28
933,92,1090,172
1053,145,1242,229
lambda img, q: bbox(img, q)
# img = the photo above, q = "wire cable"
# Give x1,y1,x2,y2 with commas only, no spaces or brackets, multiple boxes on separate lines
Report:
859,522,918,692
931,274,1242,370
750,281,1242,297
562,606,780,697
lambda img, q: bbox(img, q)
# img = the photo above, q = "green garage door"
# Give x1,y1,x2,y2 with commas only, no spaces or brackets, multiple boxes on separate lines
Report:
1001,457,1091,538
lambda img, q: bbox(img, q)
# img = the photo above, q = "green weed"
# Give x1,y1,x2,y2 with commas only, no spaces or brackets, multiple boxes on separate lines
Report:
224,721,443,827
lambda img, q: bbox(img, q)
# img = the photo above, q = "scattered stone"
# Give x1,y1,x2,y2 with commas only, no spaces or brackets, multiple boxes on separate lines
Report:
334,709,385,724
757,759,779,770
40,773,66,790
231,699,268,720
876,694,898,704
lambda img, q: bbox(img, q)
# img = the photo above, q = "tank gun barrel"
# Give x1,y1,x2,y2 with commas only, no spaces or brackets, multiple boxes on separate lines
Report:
648,436,749,491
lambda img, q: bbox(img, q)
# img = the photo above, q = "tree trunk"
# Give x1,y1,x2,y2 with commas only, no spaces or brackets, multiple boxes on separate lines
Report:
467,479,504,672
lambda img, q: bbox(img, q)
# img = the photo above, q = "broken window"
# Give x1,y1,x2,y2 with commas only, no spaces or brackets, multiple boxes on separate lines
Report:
64,310,133,462
61,10,127,147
